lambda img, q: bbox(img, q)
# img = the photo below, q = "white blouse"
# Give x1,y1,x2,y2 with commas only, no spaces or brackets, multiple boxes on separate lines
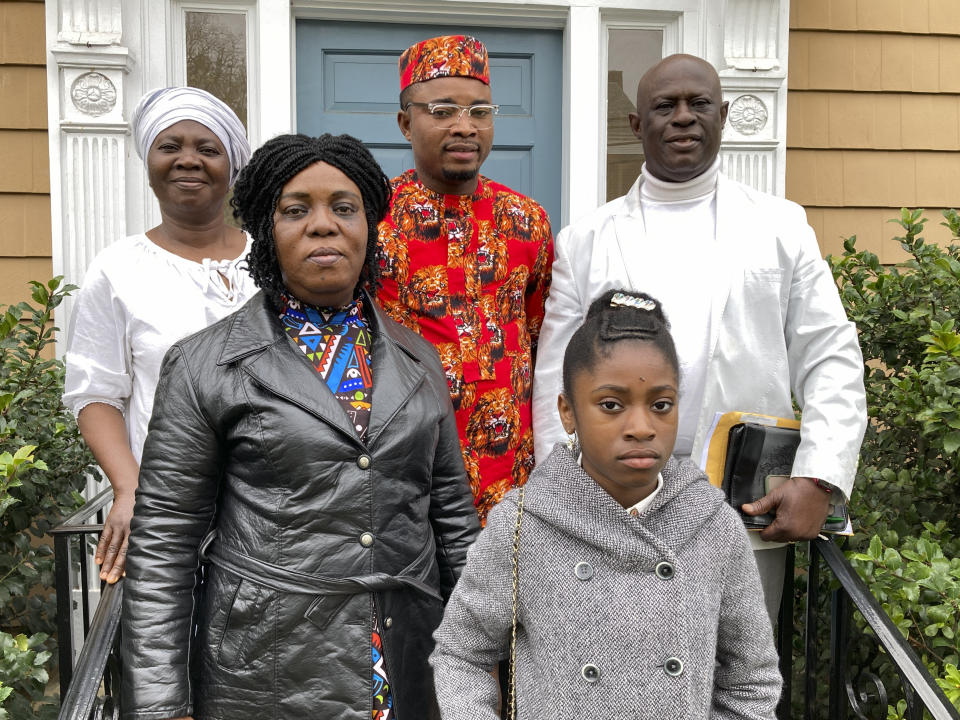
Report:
63,233,258,463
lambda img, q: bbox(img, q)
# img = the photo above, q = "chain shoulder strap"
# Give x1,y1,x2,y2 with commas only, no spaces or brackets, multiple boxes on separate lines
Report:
506,485,525,720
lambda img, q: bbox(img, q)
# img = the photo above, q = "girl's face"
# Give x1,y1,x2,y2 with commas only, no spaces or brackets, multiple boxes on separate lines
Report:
558,340,679,509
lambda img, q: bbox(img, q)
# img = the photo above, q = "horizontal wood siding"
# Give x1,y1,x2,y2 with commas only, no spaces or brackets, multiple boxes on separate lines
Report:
787,1,959,261
0,1,51,307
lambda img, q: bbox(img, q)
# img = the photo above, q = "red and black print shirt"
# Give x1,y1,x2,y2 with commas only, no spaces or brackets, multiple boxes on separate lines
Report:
376,170,553,522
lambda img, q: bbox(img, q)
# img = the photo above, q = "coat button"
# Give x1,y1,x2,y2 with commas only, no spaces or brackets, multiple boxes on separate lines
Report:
581,663,600,682
384,617,393,629
359,532,375,547
655,561,675,580
574,561,594,580
357,454,371,470
664,657,684,677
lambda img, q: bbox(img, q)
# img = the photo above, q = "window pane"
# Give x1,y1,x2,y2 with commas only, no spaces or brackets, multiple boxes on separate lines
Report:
606,29,662,201
186,11,248,128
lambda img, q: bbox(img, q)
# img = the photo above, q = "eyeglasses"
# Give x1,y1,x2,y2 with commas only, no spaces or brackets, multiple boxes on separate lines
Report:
403,102,500,129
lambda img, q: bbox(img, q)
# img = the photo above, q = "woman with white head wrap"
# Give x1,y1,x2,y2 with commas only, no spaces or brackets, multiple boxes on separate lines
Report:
64,87,257,584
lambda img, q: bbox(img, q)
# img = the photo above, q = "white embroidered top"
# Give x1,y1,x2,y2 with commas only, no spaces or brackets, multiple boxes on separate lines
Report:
63,233,257,462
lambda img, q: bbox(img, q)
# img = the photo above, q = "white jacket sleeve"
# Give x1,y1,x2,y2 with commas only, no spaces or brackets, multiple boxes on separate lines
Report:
531,227,587,462
784,213,866,497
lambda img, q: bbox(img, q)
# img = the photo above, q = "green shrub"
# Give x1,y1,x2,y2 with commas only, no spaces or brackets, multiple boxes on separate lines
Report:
829,209,960,713
0,278,97,718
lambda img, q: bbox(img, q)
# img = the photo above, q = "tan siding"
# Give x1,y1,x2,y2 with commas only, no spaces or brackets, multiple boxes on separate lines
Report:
0,3,46,65
0,130,49,193
787,92,960,150
790,0,960,35
803,207,955,264
0,0,50,307
788,10,960,261
0,194,51,256
790,32,960,93
0,258,53,309
787,149,960,208
0,66,47,129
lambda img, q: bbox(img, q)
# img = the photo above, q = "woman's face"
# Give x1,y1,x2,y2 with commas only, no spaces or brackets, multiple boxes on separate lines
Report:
273,161,368,308
147,119,231,217
558,340,679,509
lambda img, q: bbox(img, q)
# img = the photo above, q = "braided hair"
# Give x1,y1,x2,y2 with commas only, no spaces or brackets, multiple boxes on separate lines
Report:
561,289,680,400
231,133,391,309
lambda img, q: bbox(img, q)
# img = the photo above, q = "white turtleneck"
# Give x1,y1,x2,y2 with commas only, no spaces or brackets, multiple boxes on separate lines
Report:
637,157,721,458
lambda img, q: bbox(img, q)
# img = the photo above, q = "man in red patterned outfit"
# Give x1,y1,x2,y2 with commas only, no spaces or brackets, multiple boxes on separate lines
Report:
377,35,554,522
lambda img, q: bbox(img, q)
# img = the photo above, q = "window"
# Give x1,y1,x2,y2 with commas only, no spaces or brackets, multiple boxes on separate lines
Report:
605,28,663,201
185,11,248,128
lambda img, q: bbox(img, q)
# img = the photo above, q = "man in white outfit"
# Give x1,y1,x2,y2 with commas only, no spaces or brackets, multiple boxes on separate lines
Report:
532,54,867,619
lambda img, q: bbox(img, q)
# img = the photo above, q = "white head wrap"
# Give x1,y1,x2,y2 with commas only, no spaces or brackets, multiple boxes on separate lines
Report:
132,86,251,186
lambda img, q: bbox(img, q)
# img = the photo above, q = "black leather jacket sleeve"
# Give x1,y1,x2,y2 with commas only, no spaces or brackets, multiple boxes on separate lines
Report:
121,344,220,719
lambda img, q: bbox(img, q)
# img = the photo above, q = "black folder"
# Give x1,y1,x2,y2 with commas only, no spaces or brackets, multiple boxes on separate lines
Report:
721,422,799,529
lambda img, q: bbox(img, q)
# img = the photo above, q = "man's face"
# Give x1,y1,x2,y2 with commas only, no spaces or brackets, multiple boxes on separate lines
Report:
397,76,494,195
628,56,728,183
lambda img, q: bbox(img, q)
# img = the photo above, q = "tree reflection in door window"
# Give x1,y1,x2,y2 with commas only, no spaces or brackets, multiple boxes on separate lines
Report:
186,11,248,129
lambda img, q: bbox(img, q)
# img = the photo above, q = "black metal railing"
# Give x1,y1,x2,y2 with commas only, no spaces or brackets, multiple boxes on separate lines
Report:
57,580,123,720
777,538,960,720
50,488,116,706
53,496,959,719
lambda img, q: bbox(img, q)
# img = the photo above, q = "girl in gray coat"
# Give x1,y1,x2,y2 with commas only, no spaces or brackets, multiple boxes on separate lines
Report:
431,289,782,719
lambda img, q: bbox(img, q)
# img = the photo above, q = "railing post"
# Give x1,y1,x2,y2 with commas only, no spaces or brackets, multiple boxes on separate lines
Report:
776,543,795,720
829,583,850,719
54,532,74,694
804,540,820,720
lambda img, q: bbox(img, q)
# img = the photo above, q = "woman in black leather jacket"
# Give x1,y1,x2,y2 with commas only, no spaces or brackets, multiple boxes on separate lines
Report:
120,134,480,720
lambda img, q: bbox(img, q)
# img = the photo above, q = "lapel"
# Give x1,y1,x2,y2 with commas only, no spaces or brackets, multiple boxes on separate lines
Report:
611,174,647,291
364,300,427,448
707,174,740,360
216,292,427,450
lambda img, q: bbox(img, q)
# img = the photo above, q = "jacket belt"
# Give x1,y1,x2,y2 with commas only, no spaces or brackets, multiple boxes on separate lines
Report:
200,530,442,601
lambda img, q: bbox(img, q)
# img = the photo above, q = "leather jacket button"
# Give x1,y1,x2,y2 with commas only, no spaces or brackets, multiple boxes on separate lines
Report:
664,657,684,677
357,454,371,470
574,561,594,580
655,561,675,580
581,663,600,683
384,617,393,629
359,532,374,547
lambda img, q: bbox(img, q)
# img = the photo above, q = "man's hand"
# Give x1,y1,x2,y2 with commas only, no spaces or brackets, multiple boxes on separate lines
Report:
741,476,832,542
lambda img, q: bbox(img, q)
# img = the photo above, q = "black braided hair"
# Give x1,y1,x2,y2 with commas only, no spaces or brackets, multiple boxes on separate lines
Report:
561,289,680,399
231,133,391,309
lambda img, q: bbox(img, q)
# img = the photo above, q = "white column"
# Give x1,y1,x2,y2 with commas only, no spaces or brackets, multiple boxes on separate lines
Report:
565,4,602,226
257,0,294,141
717,0,789,196
47,0,133,348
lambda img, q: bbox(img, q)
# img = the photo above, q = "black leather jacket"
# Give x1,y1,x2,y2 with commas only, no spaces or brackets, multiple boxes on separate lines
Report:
120,292,479,720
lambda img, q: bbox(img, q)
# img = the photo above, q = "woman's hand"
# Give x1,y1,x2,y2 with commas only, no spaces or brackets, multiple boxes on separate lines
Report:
77,403,141,583
96,491,134,582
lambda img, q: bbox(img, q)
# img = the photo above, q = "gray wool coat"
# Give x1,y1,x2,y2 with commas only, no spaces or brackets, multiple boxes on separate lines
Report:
431,445,782,720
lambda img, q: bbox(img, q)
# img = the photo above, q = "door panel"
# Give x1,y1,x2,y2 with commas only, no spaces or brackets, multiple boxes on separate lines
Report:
295,20,563,224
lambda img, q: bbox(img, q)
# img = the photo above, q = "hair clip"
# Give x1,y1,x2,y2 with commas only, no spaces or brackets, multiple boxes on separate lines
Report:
610,292,656,311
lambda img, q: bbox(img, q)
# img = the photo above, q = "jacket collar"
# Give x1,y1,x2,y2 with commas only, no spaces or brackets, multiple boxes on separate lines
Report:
216,291,428,450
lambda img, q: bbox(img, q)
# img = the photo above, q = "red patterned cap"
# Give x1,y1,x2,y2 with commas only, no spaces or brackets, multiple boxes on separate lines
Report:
398,35,490,90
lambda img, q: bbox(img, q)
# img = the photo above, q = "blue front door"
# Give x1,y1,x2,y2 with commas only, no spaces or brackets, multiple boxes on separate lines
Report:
295,21,563,224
